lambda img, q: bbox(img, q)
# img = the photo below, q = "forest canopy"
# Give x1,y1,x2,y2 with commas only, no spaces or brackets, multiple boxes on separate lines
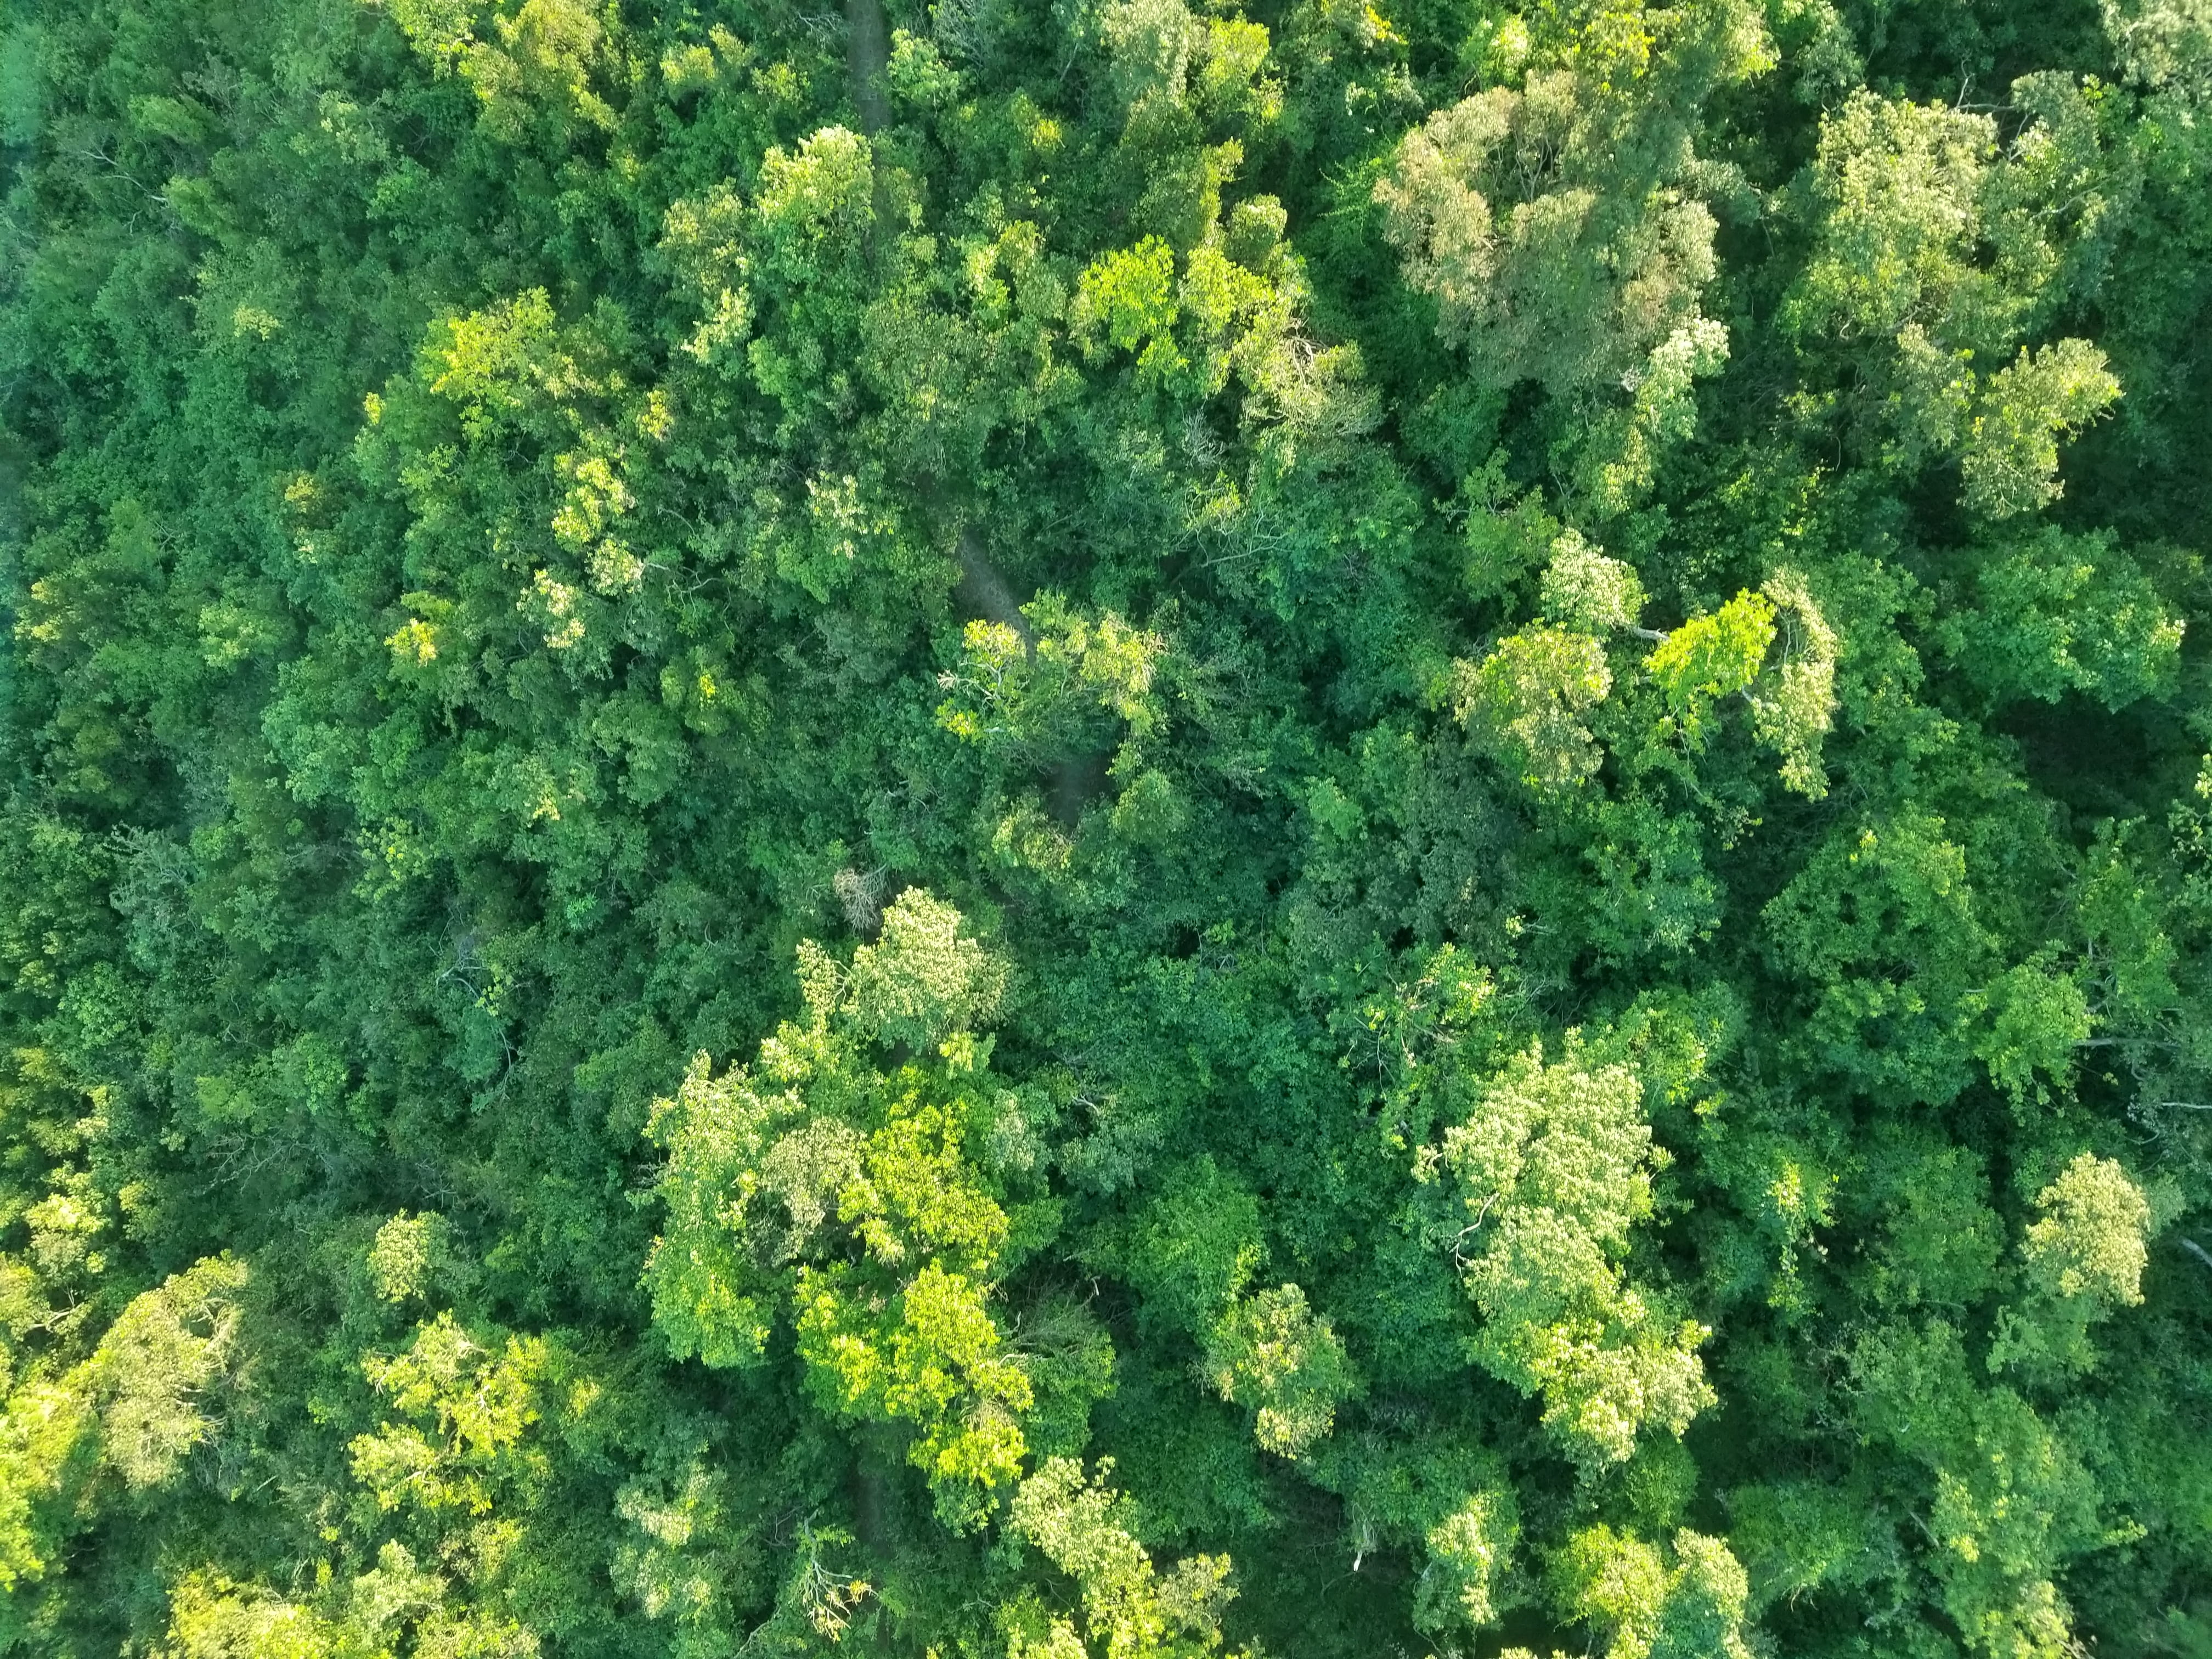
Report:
1,0,2210,1654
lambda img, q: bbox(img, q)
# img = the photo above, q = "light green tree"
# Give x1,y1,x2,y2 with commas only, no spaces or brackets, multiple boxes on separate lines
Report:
1989,1153,2154,1378
1005,1457,1243,1659
1201,1282,1355,1459
1421,1042,1712,1469
645,891,1047,1527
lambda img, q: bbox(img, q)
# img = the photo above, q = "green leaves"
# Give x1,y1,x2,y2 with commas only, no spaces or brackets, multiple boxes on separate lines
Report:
1069,236,1285,399
2103,0,2212,95
1091,1155,1262,1336
844,888,1008,1051
644,894,1046,1526
3,0,2210,1652
1744,571,1838,799
1847,1323,2107,1659
1989,1153,2154,1378
796,1260,1032,1527
0,1372,93,1594
1790,93,2000,353
1787,82,2136,515
935,595,1167,761
385,0,483,73
1456,625,1612,792
1373,6,1757,402
2023,1154,2153,1308
1538,531,1647,635
351,1311,551,1519
1962,340,2123,518
91,1255,250,1492
1645,591,1774,740
1547,1524,1752,1659
1007,1457,1242,1659
753,126,876,287
1416,1487,1518,1634
1424,1043,1712,1469
1201,1283,1355,1459
1074,238,1183,385
1936,527,2183,709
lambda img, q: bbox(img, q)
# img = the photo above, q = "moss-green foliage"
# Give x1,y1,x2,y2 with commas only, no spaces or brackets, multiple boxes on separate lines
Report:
1,0,2209,1654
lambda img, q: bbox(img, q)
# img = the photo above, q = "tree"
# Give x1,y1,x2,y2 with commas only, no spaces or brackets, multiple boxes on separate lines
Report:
1420,1042,1712,1470
645,890,1047,1528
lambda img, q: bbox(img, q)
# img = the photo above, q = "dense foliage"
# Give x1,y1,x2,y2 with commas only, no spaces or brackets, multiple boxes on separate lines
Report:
2,0,2210,1652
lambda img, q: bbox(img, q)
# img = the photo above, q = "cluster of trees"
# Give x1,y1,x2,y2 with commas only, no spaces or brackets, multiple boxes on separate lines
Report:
1,0,2209,1652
